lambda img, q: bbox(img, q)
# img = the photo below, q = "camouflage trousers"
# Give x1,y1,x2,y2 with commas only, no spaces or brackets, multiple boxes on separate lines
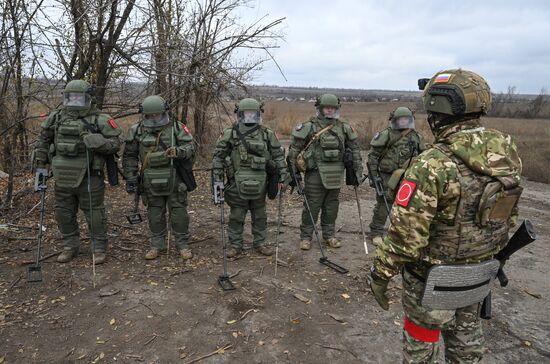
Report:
54,175,108,252
300,170,340,241
401,267,485,363
143,182,190,250
224,183,267,249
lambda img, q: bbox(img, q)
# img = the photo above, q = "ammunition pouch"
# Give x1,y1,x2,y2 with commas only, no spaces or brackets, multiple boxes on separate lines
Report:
51,156,87,188
235,169,266,200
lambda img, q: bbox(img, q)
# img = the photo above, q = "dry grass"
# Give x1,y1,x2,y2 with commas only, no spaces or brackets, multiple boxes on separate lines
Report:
21,100,550,184
262,101,550,184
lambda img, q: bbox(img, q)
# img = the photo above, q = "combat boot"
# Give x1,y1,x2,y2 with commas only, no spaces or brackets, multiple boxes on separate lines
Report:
255,245,274,256
300,240,311,250
57,248,78,263
179,248,193,261
226,247,241,258
145,248,160,260
323,237,341,248
94,252,107,265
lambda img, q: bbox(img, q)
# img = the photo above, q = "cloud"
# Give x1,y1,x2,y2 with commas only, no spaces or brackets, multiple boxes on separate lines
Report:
242,0,550,93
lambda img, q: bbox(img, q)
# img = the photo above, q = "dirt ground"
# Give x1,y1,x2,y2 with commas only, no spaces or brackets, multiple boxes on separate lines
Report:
1,161,549,363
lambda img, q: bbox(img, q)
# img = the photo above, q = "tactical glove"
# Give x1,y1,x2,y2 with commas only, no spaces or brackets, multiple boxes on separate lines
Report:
369,267,390,311
126,176,138,194
212,181,224,204
82,133,109,151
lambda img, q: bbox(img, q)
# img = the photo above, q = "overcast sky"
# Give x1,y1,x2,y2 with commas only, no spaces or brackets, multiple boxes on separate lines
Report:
240,0,550,94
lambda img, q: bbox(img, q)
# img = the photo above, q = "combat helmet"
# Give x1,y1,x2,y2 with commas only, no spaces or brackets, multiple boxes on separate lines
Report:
389,106,415,130
140,95,170,128
315,93,341,119
235,98,263,126
63,80,94,111
418,69,491,132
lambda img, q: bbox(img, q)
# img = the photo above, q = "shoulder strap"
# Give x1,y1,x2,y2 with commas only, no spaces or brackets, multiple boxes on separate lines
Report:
302,124,333,153
233,124,262,156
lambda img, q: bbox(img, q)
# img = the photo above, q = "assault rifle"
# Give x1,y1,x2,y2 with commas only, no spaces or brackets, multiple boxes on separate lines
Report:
366,163,390,213
480,219,537,319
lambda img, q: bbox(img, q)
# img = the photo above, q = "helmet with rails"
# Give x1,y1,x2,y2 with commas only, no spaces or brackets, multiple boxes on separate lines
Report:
140,95,170,128
419,69,491,132
389,106,415,130
235,98,263,126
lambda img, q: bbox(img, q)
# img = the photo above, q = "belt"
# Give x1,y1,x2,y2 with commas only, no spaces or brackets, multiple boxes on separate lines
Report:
404,264,426,283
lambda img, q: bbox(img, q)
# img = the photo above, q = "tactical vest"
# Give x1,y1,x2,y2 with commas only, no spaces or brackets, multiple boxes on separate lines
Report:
51,112,105,188
136,123,176,196
302,119,346,189
377,129,422,174
423,144,522,264
227,126,271,200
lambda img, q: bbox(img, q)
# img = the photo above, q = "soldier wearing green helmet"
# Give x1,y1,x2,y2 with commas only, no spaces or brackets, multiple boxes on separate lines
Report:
32,79,121,264
366,106,425,238
370,69,523,363
287,94,363,250
211,98,289,258
122,95,196,261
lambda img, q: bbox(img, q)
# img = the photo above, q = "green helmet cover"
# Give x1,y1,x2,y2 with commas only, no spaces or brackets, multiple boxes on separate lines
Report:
236,98,262,125
237,98,261,111
141,95,168,115
390,106,415,129
422,69,491,116
317,94,340,109
64,79,92,94
141,95,169,128
63,80,93,111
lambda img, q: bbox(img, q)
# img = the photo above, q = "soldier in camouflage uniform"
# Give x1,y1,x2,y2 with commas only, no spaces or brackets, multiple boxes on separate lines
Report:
33,80,121,264
123,95,196,261
369,69,523,363
367,107,425,237
287,94,363,250
212,98,289,258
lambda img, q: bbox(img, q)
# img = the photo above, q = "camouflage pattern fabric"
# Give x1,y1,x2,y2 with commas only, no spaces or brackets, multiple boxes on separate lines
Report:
373,118,522,362
402,269,485,363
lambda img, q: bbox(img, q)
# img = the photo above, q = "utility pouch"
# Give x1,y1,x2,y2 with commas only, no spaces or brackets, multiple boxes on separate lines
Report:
322,149,340,162
250,156,266,170
147,151,170,168
477,181,523,226
235,170,266,200
143,168,173,196
56,142,79,157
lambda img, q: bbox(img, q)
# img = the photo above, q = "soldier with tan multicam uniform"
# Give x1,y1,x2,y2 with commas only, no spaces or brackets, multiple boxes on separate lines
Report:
369,69,523,363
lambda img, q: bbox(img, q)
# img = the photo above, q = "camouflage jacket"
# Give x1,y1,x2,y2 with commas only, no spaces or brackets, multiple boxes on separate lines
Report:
373,119,522,280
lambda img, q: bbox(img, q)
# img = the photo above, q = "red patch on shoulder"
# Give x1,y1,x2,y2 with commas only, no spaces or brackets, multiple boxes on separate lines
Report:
395,180,417,207
182,123,191,135
40,113,48,120
108,118,118,129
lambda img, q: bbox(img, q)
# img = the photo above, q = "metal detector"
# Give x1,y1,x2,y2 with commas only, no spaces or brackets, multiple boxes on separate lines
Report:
214,182,235,291
28,168,48,283
126,191,143,224
291,171,349,274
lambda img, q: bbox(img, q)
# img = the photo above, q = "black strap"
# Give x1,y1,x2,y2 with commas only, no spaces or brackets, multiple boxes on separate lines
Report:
232,124,263,157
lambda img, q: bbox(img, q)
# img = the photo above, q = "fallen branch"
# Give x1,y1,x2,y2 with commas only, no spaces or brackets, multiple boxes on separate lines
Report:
183,344,232,364
8,275,22,290
239,308,257,321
